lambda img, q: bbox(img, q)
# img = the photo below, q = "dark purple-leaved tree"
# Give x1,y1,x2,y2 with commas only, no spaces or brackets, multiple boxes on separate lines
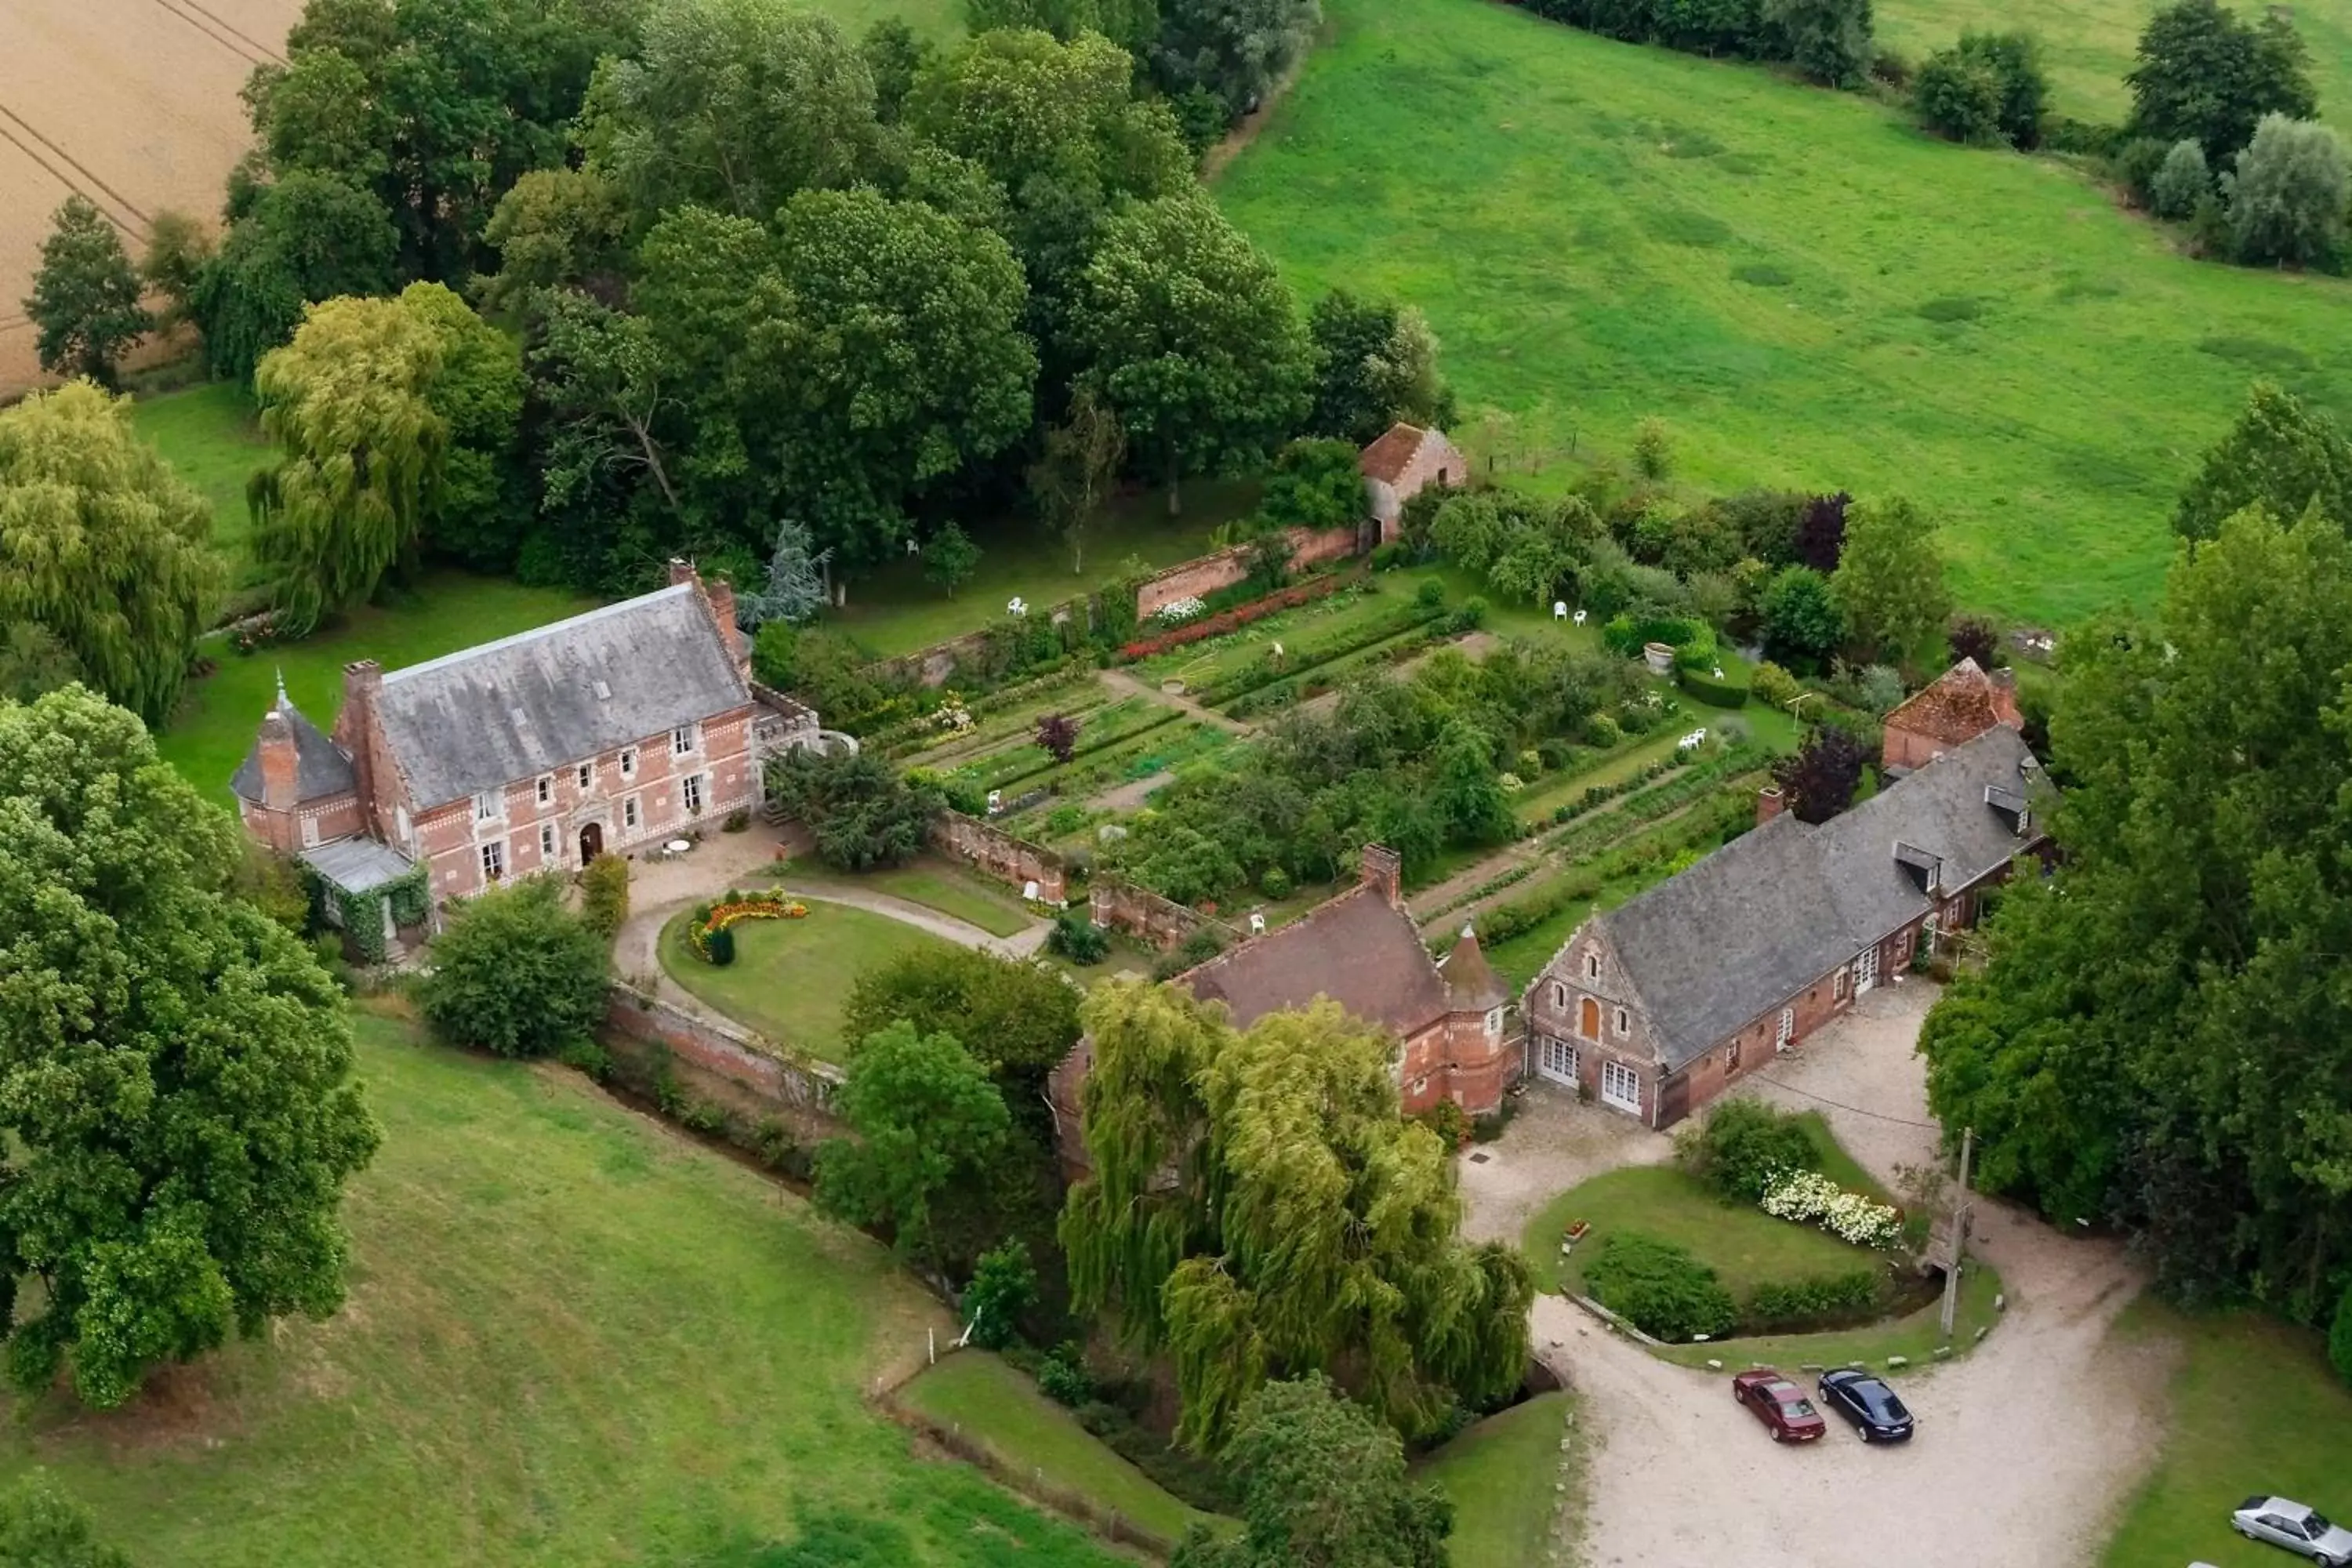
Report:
1795,491,1851,573
1949,615,2001,670
1772,724,1869,824
1037,712,1081,764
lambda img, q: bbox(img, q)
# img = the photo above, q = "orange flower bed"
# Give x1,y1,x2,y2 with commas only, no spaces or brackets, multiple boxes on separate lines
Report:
689,894,808,960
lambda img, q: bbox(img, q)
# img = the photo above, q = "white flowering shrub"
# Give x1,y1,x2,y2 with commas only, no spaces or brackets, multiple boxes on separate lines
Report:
1154,596,1207,624
1759,1168,1904,1250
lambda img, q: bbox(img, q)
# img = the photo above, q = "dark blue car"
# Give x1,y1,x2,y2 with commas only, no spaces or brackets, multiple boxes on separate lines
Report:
1817,1368,1915,1443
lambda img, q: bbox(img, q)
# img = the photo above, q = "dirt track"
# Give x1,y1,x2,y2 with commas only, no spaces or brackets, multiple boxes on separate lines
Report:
0,0,304,393
1468,985,2169,1568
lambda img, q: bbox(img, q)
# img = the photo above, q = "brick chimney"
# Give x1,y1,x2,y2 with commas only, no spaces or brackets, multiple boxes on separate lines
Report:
1359,843,1403,908
1756,784,1785,826
704,575,741,660
340,659,383,822
256,703,299,812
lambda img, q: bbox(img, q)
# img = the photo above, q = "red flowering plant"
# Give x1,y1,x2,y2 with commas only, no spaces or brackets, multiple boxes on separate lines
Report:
1117,574,1349,660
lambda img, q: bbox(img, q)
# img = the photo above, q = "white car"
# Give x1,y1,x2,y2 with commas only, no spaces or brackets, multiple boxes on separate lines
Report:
2233,1497,2352,1566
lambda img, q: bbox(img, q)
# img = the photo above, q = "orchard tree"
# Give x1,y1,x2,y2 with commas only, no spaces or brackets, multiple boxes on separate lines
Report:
2227,114,2350,267
1831,496,1951,674
24,198,148,387
0,688,379,1408
416,876,610,1058
815,1022,1011,1270
1072,193,1313,514
1770,724,1868,823
1062,984,1532,1447
1171,1375,1453,1568
0,383,221,723
1922,506,2352,1319
2126,0,2315,162
1306,291,1452,446
2172,381,2352,542
598,0,880,222
191,173,399,383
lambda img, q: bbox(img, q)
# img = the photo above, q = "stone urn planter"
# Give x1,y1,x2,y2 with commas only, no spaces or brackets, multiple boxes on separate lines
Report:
1642,641,1675,676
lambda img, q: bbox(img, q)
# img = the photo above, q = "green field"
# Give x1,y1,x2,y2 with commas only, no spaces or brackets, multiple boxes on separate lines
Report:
1523,1163,1886,1300
155,572,597,795
1417,1392,1578,1566
897,1352,1213,1546
1875,0,2352,130
0,1008,1112,1567
129,382,273,583
782,858,1041,938
659,901,957,1061
1216,0,2352,626
2100,1305,2352,1568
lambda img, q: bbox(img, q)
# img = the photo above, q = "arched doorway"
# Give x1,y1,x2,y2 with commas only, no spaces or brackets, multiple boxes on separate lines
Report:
1579,996,1601,1040
579,821,604,862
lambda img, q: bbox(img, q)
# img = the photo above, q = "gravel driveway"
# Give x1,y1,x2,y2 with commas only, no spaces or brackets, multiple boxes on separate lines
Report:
1471,983,2169,1568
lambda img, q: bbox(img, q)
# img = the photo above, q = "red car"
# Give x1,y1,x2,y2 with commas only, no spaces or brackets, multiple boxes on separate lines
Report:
1731,1368,1828,1443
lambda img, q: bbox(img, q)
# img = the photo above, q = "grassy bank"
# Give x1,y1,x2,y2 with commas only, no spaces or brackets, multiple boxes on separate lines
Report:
0,1008,1113,1566
1418,1392,1580,1566
1217,0,2352,626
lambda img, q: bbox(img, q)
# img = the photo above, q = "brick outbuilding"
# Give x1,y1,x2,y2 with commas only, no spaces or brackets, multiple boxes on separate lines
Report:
1359,423,1468,543
1880,657,2023,774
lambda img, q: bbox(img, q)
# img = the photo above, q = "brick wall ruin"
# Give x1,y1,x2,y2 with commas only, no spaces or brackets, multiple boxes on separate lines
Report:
601,982,844,1144
930,811,1067,906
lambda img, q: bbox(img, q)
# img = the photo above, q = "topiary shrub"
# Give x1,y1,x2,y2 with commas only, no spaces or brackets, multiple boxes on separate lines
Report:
1584,712,1624,748
1750,660,1801,708
1259,866,1293,901
1581,1232,1738,1341
579,851,630,940
704,923,736,967
1679,665,1751,708
1678,1096,1823,1201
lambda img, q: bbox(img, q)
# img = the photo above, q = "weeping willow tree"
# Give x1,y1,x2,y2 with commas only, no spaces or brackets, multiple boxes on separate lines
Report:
249,293,448,635
1061,982,1533,1449
0,383,221,722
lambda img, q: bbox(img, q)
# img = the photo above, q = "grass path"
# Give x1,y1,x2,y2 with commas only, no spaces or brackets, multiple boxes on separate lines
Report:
1216,0,2352,625
0,1008,1115,1567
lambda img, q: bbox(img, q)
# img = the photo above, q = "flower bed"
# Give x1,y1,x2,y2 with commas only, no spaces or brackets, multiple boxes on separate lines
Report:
1117,572,1353,660
1759,1168,1904,1250
688,891,808,963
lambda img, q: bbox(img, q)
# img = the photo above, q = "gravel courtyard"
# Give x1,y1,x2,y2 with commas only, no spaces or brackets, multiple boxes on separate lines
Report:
1466,982,2170,1568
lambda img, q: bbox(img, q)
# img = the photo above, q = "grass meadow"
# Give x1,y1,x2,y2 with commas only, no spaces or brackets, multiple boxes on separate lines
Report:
1215,0,2352,626
2,1007,1115,1568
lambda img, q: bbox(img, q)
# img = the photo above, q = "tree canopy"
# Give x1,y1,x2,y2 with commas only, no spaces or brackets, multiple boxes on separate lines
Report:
842,946,1083,1089
0,1473,131,1568
1921,506,2352,1322
24,198,148,387
0,384,222,724
0,688,378,1407
416,875,611,1059
1830,496,1951,675
2172,380,2352,543
816,1022,1012,1270
1305,291,1451,447
2125,0,2317,162
1061,983,1532,1447
2227,114,2350,268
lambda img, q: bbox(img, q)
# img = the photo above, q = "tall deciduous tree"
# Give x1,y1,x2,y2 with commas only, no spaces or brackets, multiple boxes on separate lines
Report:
841,946,1083,1089
0,688,379,1408
192,172,401,384
1830,495,1950,674
1758,564,1846,671
1071,194,1312,514
1305,291,1452,446
816,1022,1011,1269
1030,384,1127,573
477,166,631,315
598,0,880,223
2125,0,2316,163
1152,0,1323,122
1763,0,1875,86
416,876,610,1059
0,383,221,723
249,293,448,633
1769,724,1868,823
2172,380,2352,542
1172,1376,1452,1568
2227,114,2350,267
24,198,149,387
1921,506,2352,1320
398,282,526,571
1061,984,1532,1447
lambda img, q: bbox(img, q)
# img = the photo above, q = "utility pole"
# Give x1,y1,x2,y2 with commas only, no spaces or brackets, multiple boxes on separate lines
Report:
1939,1125,1975,1341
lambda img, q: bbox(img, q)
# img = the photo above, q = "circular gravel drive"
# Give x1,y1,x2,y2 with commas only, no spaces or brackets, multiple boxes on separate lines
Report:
1475,984,2171,1568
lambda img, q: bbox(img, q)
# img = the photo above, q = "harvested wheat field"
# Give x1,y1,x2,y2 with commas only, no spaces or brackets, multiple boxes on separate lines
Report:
0,0,303,394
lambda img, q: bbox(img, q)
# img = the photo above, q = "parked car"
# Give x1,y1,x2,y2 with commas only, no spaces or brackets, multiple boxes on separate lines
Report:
2231,1497,2352,1566
1816,1369,1915,1443
1730,1369,1826,1443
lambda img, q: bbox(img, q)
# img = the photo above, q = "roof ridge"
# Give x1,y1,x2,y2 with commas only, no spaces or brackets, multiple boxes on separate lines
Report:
1182,880,1381,983
380,583,696,686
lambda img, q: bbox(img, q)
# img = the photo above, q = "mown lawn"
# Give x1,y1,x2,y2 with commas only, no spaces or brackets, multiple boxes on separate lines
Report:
1522,1163,1884,1300
1873,0,2352,131
2100,1305,2352,1568
0,1008,1115,1568
659,901,956,1062
897,1352,1214,1547
129,381,273,583
782,857,1042,938
1216,0,2352,626
155,572,597,796
1417,1392,1578,1566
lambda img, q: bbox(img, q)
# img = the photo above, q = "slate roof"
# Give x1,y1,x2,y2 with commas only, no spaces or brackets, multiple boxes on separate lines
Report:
1180,884,1454,1036
1883,658,2016,748
299,836,414,895
1581,727,2042,1070
1359,423,1432,485
372,585,747,808
230,698,356,804
1440,927,1510,1012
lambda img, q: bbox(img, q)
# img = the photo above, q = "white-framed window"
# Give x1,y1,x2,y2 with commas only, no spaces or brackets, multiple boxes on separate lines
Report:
1613,1006,1630,1037
671,723,698,757
577,761,593,790
299,814,321,848
1483,1007,1502,1037
1776,1007,1795,1049
1835,967,1849,1000
622,795,641,831
474,789,502,822
1537,1036,1577,1085
682,773,705,816
481,840,506,881
1584,953,1599,981
620,746,638,780
539,822,557,860
1601,1059,1641,1115
535,774,554,807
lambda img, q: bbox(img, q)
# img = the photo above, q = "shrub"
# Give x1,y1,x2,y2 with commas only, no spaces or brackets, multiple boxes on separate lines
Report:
1258,865,1293,901
2227,114,2350,269
2112,136,2173,204
1151,925,1226,981
1745,1269,1886,1331
703,923,737,966
1037,1342,1094,1406
2331,1278,2352,1387
766,748,942,870
1750,660,1801,708
1914,45,2005,145
1415,578,1446,612
963,1240,1039,1351
1581,1232,1738,1341
1678,664,1750,708
1417,1098,1469,1149
1584,712,1624,748
1759,1168,1905,1248
1046,911,1109,965
579,852,630,939
2151,138,2211,218
1679,1098,1822,1201
1369,541,1406,572
722,806,751,832
417,876,610,1059
1451,596,1489,632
